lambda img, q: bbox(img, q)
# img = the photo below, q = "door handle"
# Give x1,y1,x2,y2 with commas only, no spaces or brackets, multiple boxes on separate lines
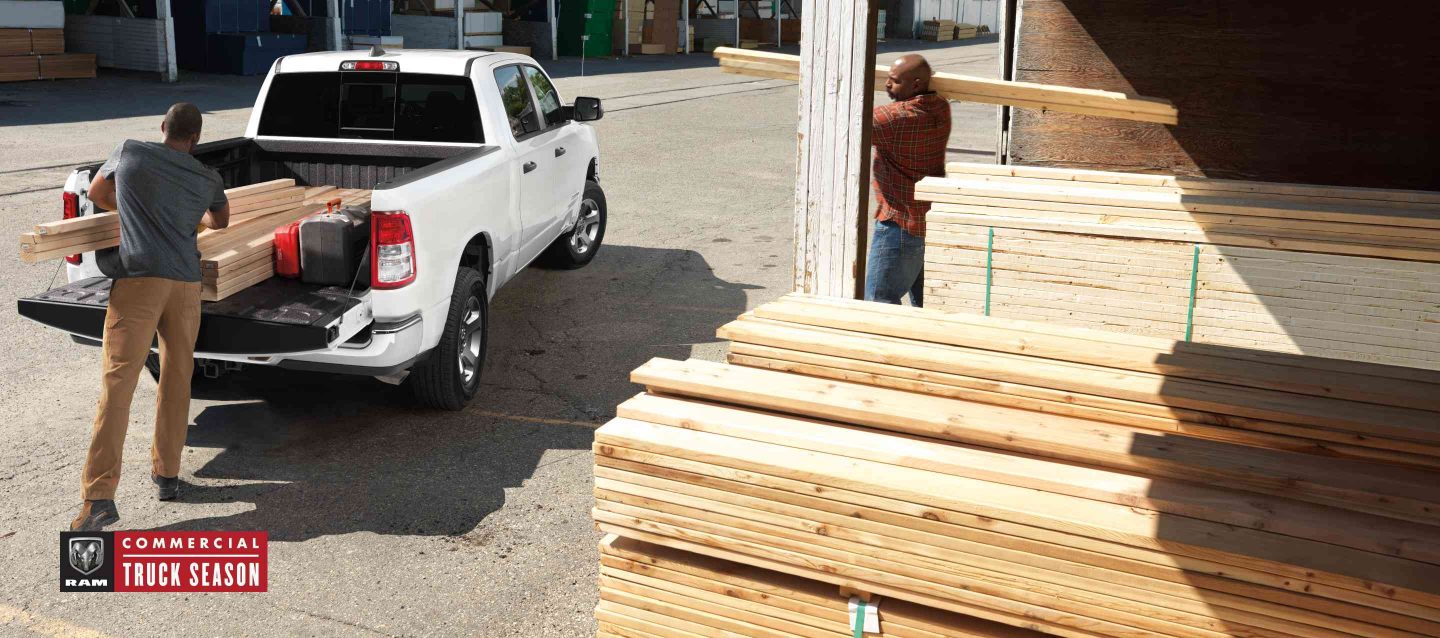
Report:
554,146,567,157
523,161,538,174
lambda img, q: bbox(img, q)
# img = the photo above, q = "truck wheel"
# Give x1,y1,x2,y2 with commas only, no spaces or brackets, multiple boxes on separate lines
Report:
410,267,487,410
542,180,606,269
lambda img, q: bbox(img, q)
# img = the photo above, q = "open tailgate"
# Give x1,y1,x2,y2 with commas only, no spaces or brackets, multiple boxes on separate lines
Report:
18,277,372,355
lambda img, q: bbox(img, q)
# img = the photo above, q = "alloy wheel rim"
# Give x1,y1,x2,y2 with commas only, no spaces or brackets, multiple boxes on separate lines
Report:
569,199,601,254
457,296,483,385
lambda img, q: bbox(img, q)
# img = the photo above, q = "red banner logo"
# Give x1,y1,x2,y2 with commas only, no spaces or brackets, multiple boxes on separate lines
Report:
113,531,268,592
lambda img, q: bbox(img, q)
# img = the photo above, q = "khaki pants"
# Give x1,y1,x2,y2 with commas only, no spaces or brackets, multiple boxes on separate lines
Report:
81,277,202,500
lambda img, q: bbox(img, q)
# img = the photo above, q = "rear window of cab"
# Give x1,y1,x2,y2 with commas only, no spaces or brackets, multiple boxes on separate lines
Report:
258,72,484,144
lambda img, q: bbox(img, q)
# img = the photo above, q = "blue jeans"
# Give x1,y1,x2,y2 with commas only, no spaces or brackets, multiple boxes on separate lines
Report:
864,220,925,307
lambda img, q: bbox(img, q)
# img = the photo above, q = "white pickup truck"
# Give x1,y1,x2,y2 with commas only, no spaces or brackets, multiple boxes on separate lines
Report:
19,48,607,410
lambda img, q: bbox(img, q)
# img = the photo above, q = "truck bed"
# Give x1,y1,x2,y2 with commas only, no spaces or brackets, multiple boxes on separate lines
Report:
19,277,370,355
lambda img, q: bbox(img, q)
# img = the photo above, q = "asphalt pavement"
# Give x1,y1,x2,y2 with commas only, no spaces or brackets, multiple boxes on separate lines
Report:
0,38,999,637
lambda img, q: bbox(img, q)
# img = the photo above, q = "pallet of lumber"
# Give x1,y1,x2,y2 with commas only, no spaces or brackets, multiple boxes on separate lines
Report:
915,163,1440,369
592,303,1440,637
0,54,38,82
599,535,1045,638
712,48,1179,125
0,27,62,56
719,294,1440,468
920,20,955,41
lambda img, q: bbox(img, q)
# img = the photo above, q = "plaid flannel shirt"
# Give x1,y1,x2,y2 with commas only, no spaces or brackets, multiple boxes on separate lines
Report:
871,92,951,238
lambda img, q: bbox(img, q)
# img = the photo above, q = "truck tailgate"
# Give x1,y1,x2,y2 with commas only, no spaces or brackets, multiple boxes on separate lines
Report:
18,277,372,355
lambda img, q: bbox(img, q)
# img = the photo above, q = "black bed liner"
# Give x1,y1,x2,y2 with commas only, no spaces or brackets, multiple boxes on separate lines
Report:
18,277,366,355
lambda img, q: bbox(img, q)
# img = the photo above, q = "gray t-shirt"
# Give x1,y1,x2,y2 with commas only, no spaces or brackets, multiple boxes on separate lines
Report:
96,140,228,282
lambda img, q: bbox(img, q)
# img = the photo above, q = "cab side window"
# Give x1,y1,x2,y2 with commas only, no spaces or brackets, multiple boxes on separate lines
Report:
522,65,565,129
493,65,541,139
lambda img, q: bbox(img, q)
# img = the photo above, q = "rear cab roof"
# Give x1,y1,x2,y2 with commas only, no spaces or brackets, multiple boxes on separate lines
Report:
272,49,534,76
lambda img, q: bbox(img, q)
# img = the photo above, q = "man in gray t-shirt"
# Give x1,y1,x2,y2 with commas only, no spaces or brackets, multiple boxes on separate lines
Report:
71,103,233,532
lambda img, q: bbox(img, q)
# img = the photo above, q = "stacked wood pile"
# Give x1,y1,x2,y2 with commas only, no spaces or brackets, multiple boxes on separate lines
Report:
919,19,956,41
20,179,371,301
598,535,1043,638
593,294,1440,638
713,48,1178,125
0,28,94,82
917,162,1440,369
952,23,979,39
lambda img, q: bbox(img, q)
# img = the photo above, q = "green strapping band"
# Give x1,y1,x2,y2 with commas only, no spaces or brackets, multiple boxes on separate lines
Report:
1185,243,1200,341
984,227,994,316
853,600,866,638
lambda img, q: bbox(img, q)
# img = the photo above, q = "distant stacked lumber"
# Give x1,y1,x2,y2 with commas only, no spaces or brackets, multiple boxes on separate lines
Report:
594,298,1440,638
918,163,1440,369
721,294,1440,469
953,23,979,39
598,535,1044,638
199,186,371,301
712,48,1178,125
920,19,956,41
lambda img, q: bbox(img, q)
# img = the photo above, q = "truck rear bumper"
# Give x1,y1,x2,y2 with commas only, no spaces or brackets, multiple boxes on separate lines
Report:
271,314,426,376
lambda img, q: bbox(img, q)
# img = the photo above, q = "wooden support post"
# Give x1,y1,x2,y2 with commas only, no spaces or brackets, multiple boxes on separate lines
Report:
792,0,879,298
156,0,177,82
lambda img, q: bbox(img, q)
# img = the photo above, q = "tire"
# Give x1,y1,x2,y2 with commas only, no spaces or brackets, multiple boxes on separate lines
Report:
542,180,606,269
409,266,488,411
145,353,162,382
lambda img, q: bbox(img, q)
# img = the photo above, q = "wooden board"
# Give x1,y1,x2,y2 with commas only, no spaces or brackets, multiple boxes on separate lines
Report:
30,28,63,54
0,28,32,56
714,47,1178,125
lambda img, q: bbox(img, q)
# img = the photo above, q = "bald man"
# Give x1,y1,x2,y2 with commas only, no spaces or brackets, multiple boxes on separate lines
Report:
71,103,231,531
864,54,951,307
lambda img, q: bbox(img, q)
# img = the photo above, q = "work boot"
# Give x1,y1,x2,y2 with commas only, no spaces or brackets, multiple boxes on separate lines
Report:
152,473,180,501
70,500,119,532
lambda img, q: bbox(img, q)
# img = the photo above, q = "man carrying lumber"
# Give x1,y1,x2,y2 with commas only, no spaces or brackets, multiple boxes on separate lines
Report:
864,54,951,307
70,102,231,531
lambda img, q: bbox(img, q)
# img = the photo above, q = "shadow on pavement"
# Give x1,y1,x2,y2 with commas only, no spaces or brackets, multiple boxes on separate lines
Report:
148,244,759,542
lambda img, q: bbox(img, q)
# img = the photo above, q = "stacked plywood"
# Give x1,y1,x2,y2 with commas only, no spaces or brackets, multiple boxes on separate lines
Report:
917,163,1440,369
63,16,170,72
20,180,370,301
713,48,1178,124
598,535,1045,638
593,295,1440,638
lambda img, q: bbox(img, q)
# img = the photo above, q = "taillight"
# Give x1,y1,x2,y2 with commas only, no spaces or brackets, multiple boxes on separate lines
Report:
62,191,81,265
370,211,415,289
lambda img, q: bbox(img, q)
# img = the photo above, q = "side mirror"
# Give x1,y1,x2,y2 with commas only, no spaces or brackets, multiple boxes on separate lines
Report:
572,96,603,122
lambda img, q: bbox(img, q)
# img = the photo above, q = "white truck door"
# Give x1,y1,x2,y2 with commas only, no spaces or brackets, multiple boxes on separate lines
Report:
492,64,562,267
520,65,586,231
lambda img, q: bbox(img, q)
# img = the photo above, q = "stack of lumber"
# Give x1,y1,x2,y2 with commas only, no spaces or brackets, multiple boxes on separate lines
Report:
953,23,979,39
199,186,371,301
593,296,1440,638
713,48,1178,124
20,180,370,301
917,162,1440,369
598,535,1044,638
719,294,1440,469
0,3,95,82
920,19,956,41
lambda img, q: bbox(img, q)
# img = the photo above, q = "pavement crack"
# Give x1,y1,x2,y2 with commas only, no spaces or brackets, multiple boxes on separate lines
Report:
261,599,407,638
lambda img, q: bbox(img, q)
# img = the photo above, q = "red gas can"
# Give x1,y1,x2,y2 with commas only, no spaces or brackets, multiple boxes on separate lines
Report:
273,221,303,278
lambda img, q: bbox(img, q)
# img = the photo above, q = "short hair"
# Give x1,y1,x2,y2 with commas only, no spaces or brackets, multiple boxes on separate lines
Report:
163,102,203,141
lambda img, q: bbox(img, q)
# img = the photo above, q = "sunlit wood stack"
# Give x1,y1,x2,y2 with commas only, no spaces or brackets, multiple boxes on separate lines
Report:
712,48,1178,124
593,295,1440,638
918,163,1440,369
